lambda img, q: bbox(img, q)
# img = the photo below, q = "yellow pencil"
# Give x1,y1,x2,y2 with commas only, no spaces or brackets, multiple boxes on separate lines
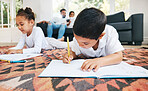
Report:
67,37,70,64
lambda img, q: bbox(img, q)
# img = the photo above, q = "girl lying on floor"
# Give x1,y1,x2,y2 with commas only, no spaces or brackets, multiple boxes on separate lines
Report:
0,7,72,54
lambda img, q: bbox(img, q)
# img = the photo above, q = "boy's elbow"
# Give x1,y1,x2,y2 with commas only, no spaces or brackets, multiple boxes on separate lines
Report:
116,51,123,63
36,49,41,54
35,51,41,54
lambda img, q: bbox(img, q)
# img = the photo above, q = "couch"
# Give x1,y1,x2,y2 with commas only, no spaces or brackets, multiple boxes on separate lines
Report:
37,12,143,45
36,22,74,42
107,12,143,45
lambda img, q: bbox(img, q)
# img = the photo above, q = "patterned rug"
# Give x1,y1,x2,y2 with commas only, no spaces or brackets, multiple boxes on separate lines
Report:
0,47,148,91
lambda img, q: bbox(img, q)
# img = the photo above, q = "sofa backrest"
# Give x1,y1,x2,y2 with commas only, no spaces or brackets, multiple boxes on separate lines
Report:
36,22,48,37
107,12,125,23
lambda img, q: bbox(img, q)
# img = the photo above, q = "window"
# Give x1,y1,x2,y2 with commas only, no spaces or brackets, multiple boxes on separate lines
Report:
68,0,110,16
52,0,65,17
52,0,130,18
69,0,101,15
16,0,23,15
52,0,111,18
0,0,10,28
52,0,110,18
0,0,23,29
115,0,130,19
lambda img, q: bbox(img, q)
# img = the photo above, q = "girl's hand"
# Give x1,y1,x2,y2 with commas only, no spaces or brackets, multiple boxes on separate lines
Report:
81,59,101,72
62,53,73,64
0,49,9,54
7,49,23,54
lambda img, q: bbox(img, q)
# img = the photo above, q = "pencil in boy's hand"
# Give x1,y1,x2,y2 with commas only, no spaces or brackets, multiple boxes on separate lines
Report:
67,37,70,64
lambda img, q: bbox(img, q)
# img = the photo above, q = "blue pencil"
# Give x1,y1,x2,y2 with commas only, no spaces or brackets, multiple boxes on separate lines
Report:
10,60,26,63
0,60,26,63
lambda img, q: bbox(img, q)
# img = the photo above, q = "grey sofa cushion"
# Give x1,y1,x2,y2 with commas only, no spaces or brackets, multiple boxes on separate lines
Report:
107,12,125,23
108,22,132,31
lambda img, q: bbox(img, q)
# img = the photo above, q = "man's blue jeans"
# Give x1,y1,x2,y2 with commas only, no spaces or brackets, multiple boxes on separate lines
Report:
47,22,67,39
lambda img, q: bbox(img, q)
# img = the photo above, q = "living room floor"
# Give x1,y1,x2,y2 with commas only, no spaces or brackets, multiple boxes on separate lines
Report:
123,44,148,49
0,43,148,49
0,43,17,46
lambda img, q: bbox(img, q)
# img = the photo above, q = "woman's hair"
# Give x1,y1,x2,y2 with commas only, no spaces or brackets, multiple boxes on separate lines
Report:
69,11,75,16
17,7,35,21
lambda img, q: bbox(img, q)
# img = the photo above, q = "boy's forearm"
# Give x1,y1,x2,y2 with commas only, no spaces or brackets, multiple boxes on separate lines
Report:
70,50,77,59
95,51,123,67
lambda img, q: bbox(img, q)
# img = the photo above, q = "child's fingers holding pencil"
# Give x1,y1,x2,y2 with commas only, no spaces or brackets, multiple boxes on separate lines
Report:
62,53,73,64
56,55,63,60
62,54,69,63
63,58,69,63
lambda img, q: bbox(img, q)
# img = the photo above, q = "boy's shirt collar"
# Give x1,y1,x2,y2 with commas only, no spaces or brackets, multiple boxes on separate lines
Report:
97,25,107,49
98,32,106,49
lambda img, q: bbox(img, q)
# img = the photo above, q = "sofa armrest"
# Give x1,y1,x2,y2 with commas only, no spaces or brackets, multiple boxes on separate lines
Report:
127,13,143,42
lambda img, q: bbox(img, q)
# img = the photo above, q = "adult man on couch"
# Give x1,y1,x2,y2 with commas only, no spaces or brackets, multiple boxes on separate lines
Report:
47,9,67,39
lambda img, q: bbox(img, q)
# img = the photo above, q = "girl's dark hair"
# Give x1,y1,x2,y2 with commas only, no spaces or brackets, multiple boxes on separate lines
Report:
73,8,107,40
17,7,35,21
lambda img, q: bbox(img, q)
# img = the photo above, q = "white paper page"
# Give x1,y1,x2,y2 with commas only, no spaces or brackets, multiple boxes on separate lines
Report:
0,54,42,61
95,61,148,78
39,59,97,78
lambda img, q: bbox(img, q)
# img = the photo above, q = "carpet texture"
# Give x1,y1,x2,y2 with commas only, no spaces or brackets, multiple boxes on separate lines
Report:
0,47,148,91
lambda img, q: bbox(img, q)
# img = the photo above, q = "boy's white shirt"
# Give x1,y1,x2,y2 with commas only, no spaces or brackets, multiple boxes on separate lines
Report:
71,25,124,58
10,26,48,54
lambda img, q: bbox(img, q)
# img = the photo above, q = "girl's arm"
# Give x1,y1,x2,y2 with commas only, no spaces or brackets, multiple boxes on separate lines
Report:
2,34,25,54
22,28,44,54
10,34,25,50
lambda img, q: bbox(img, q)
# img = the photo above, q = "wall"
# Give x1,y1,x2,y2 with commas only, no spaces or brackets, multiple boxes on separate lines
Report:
40,0,53,21
0,0,53,43
0,28,21,43
23,0,41,22
23,0,53,23
130,0,148,44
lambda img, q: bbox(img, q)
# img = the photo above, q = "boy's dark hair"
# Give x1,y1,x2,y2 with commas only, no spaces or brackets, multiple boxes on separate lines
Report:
69,11,75,16
60,9,66,12
73,8,107,40
17,7,35,21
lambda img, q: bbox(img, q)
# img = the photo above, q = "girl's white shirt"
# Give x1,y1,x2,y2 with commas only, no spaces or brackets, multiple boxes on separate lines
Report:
11,26,48,54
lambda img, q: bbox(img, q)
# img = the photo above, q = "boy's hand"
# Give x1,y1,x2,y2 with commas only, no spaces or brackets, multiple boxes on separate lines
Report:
81,59,101,72
62,53,73,64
